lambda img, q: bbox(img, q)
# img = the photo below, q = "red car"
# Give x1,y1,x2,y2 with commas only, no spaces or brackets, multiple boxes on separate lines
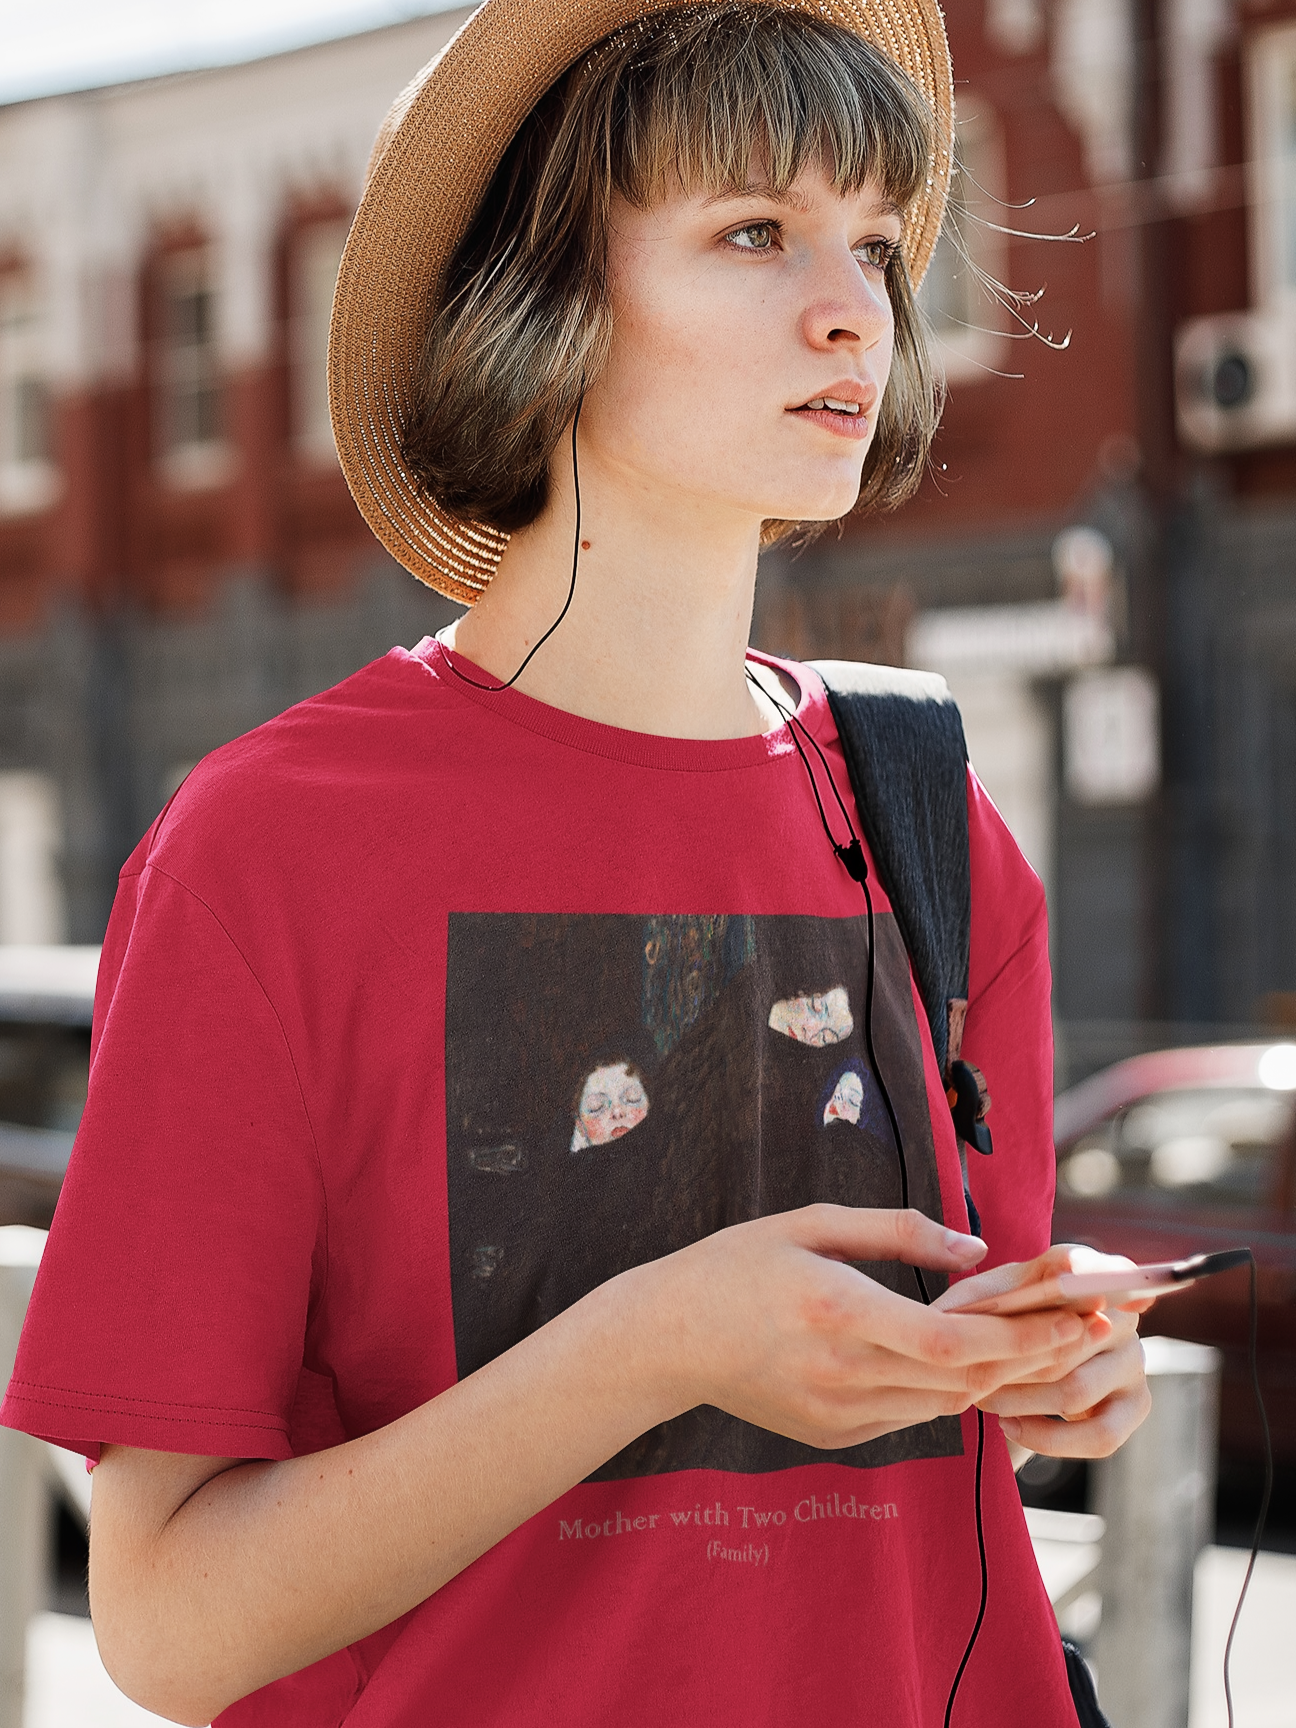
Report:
1052,1043,1296,1466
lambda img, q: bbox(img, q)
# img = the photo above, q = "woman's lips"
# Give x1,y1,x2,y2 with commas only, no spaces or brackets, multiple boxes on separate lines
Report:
788,403,874,440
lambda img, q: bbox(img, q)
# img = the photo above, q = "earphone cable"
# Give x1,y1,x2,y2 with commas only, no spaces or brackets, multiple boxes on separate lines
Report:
942,1408,988,1728
749,667,931,1305
1223,1251,1271,1728
438,401,584,693
756,677,867,884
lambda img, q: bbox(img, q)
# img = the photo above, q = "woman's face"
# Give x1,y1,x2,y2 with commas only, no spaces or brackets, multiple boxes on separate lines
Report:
582,160,903,530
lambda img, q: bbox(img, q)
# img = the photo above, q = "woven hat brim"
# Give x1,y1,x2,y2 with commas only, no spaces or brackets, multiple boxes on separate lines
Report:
329,0,954,605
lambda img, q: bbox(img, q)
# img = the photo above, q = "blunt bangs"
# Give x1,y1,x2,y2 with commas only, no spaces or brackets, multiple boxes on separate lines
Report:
607,9,933,215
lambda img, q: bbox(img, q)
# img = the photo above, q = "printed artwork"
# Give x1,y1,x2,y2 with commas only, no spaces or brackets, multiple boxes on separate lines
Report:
445,912,958,1478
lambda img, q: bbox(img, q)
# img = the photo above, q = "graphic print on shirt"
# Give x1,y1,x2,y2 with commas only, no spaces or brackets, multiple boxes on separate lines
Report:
445,911,960,1478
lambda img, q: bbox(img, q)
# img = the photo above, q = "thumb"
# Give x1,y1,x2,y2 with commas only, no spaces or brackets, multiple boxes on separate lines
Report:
794,1204,986,1271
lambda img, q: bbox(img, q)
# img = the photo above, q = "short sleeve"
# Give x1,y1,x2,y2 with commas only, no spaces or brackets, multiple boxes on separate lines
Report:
0,858,327,1462
960,768,1056,1268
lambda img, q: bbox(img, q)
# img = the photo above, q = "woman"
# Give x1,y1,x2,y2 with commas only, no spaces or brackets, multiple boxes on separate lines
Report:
2,4,1150,1724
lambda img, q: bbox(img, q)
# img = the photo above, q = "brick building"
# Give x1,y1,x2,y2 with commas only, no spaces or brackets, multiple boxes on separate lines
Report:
0,11,465,945
765,0,1296,1065
0,1,1294,1069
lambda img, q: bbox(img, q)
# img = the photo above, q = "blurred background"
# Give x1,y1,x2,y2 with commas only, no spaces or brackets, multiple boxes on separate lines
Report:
1,0,1295,1722
2,0,1296,1072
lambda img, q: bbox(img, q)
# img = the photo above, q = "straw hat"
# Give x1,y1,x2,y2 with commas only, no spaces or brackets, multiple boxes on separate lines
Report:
329,0,955,605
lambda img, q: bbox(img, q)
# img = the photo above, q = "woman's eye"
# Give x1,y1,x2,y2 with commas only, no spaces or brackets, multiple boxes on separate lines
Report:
727,222,776,251
856,238,898,271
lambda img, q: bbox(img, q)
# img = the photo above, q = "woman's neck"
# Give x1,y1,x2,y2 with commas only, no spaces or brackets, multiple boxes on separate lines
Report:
442,451,783,739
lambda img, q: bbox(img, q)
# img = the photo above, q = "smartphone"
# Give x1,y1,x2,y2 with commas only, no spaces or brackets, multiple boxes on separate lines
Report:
939,1247,1252,1318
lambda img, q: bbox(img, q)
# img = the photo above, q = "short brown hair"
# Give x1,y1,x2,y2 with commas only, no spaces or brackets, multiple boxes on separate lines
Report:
401,3,943,539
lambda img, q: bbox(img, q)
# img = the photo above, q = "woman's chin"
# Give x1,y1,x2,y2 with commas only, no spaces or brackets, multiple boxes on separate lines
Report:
760,490,861,527
755,469,869,526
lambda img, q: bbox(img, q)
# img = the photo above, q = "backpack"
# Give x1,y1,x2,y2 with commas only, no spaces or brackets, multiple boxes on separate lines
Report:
811,660,992,1177
812,660,1113,1728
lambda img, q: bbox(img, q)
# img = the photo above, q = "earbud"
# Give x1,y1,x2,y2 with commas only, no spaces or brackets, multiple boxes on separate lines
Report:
834,837,868,885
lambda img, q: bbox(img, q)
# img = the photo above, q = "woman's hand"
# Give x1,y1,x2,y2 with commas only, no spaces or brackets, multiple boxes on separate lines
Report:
981,1307,1152,1458
642,1205,1112,1451
929,1243,1154,1459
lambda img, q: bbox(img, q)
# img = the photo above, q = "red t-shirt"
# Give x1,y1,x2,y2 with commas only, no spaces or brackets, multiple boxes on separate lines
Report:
2,643,1073,1727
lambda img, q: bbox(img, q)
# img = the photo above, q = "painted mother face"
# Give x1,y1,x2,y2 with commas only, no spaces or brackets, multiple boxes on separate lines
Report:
768,987,854,1048
571,1062,650,1151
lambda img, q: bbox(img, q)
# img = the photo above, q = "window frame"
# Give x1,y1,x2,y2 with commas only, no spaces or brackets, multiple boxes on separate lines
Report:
1247,21,1296,312
151,243,232,491
0,268,59,518
288,216,349,463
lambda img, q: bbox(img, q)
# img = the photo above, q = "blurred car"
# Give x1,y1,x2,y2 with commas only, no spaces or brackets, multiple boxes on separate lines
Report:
0,946,97,1228
1053,1042,1296,1467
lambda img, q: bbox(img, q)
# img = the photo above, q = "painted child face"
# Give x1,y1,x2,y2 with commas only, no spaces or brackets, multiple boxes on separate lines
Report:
824,1068,865,1126
581,162,900,533
571,1062,650,1150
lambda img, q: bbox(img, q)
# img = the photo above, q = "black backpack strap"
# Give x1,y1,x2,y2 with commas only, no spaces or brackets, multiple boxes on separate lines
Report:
1060,1640,1113,1728
809,659,991,1164
810,659,971,1076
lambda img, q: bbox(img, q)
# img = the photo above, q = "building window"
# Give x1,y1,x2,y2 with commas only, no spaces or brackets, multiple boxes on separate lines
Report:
1249,24,1296,308
291,219,348,460
917,99,1008,383
0,273,58,516
154,246,230,488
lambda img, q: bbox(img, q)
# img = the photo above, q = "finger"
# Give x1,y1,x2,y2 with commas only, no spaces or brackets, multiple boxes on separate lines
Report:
776,1397,979,1451
840,1337,1093,1399
796,1204,986,1273
932,1244,1079,1314
964,1330,1118,1403
981,1335,1145,1419
936,1245,1152,1319
986,1313,1117,1386
1101,1305,1141,1341
785,1273,1104,1400
806,1334,1125,1446
793,1385,984,1436
999,1378,1151,1459
845,1277,1094,1371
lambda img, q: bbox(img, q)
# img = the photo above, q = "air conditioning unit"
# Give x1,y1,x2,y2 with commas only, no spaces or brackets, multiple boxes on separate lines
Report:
1174,309,1296,451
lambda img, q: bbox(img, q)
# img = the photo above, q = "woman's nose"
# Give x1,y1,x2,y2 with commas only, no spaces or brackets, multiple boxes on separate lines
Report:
799,245,893,353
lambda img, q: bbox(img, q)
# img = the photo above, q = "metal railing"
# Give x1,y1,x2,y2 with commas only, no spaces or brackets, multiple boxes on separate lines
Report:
0,1229,89,1728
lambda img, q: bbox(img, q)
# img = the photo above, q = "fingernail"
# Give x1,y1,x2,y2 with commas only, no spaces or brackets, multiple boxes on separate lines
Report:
1056,1316,1084,1343
945,1229,987,1257
999,1417,1022,1440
